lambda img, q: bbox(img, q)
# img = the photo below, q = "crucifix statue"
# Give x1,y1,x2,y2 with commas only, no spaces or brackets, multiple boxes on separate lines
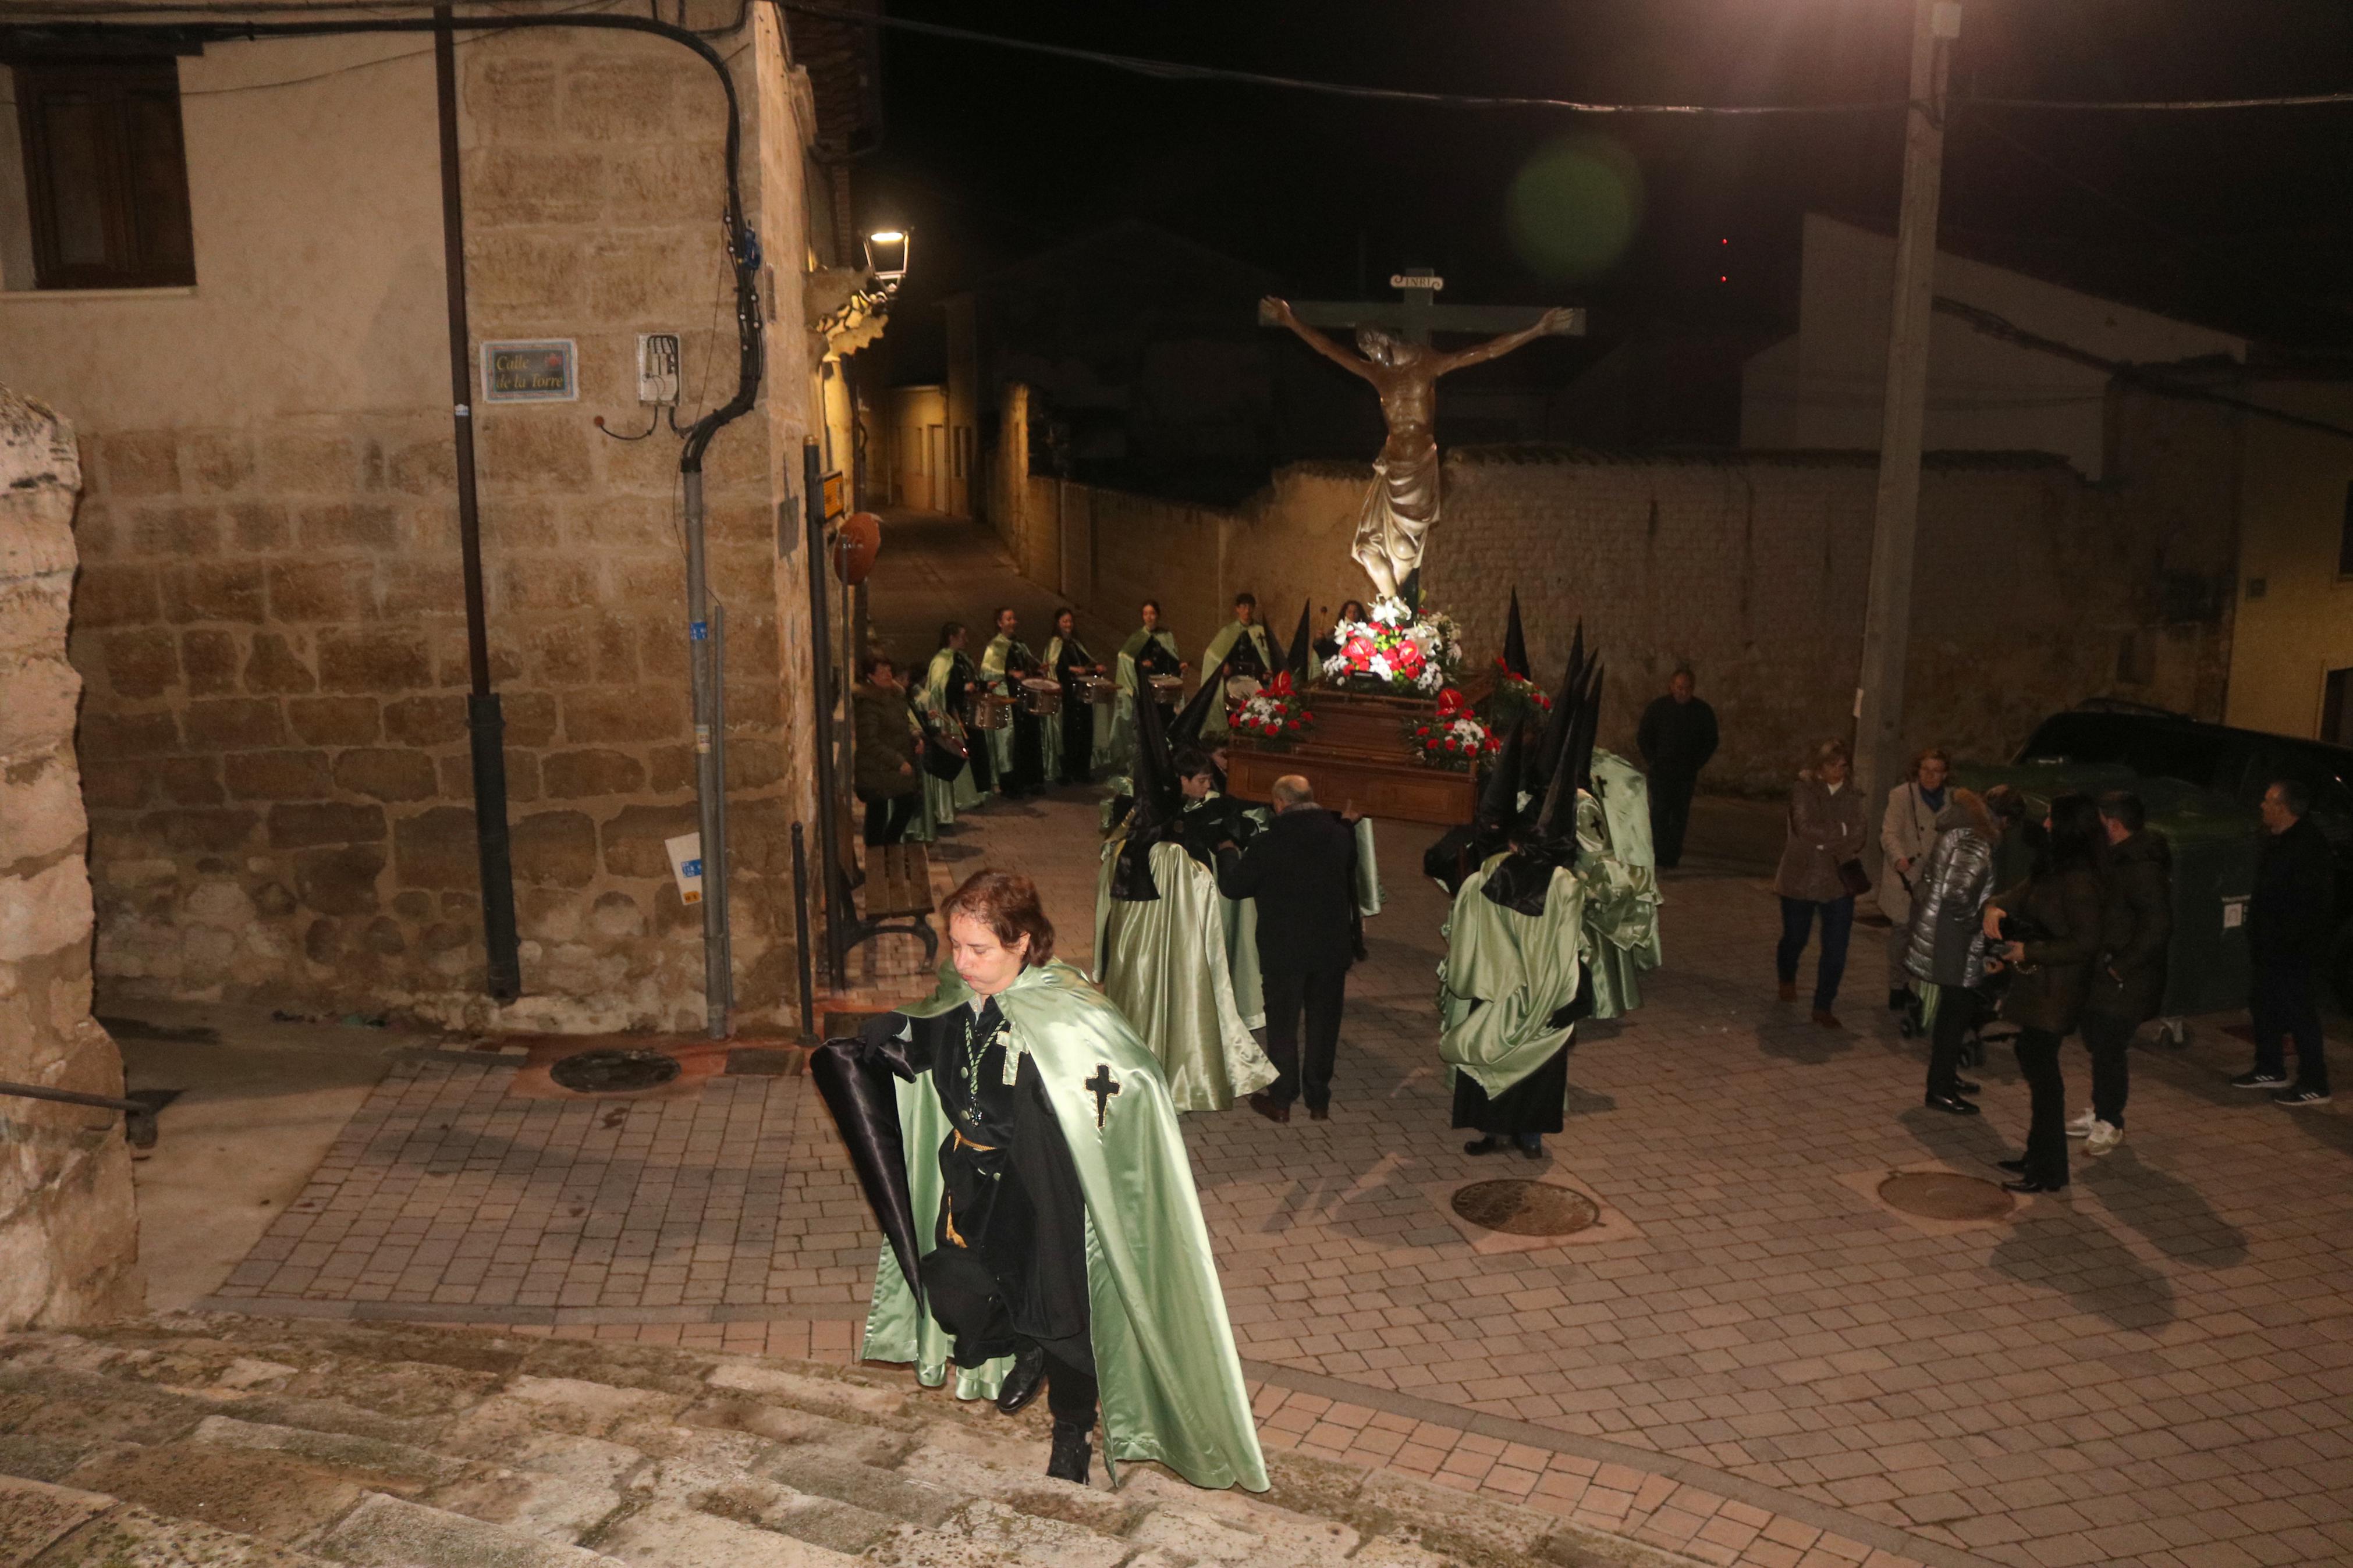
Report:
1262,273,1584,598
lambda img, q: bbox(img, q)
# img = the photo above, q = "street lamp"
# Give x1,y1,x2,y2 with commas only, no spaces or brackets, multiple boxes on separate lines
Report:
864,229,908,290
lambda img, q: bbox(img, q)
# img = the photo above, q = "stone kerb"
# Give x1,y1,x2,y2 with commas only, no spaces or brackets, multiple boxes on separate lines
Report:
0,387,143,1331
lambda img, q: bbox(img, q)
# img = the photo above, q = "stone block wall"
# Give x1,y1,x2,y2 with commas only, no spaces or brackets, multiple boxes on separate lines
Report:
1,389,143,1329
49,20,824,1033
1003,427,2234,794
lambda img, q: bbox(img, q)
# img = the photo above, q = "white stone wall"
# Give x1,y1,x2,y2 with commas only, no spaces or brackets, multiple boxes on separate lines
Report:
0,387,142,1329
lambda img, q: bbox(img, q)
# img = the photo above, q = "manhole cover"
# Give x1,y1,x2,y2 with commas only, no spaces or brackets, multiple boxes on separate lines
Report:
549,1049,681,1094
1878,1171,2016,1222
1450,1179,1600,1237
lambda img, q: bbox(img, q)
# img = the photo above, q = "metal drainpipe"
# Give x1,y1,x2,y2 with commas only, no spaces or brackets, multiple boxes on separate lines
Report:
683,466,729,1039
803,437,847,990
432,6,520,1004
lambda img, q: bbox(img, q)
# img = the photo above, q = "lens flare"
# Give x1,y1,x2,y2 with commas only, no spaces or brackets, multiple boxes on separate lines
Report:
1505,136,1644,282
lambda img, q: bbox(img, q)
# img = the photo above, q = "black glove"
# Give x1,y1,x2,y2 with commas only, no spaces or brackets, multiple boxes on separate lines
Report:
849,1011,918,1080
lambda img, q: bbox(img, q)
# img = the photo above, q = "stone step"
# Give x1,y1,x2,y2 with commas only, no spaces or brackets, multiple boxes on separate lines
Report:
0,1318,1710,1568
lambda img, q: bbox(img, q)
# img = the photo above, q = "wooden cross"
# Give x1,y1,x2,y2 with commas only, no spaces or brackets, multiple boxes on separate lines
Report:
1084,1064,1121,1128
1256,269,1586,349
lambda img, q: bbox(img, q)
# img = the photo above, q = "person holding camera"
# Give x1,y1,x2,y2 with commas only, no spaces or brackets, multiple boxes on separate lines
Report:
1773,739,1871,1028
1979,793,2108,1193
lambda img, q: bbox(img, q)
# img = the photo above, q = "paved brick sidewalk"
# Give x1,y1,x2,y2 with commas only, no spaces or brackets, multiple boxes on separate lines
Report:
205,517,2353,1568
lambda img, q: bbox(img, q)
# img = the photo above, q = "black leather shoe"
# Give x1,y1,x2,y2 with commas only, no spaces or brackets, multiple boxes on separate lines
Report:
2003,1177,2066,1194
1996,1158,2028,1174
1888,988,1910,1013
1952,1078,1981,1095
994,1345,1047,1415
1307,1105,1330,1121
1248,1093,1290,1125
1463,1136,1500,1155
1046,1420,1092,1485
1924,1093,1981,1116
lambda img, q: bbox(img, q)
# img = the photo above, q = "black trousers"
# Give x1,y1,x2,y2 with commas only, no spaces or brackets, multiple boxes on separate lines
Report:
861,794,915,846
1262,965,1347,1111
1057,700,1095,785
2013,1025,2069,1186
1926,985,1976,1098
1650,774,1696,869
2079,1010,2135,1128
1005,710,1047,797
2251,958,2328,1093
1777,895,1854,1010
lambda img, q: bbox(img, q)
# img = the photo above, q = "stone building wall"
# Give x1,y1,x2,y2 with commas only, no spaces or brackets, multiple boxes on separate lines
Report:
997,390,2236,792
10,13,829,1033
0,390,143,1329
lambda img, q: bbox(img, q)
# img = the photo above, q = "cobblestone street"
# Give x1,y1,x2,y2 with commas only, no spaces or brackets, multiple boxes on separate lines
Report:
197,519,2353,1568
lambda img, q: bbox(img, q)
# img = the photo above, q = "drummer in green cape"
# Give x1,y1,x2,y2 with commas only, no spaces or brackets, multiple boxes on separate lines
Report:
921,622,992,808
1042,606,1109,785
1112,599,1188,771
979,607,1048,799
811,870,1268,1492
1198,592,1274,740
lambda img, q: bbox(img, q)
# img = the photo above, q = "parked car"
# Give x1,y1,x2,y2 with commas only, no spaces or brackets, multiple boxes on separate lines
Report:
2013,701,2353,1007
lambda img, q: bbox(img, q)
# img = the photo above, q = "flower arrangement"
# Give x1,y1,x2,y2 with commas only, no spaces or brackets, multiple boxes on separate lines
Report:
1406,688,1497,771
1480,656,1555,735
1230,671,1315,746
1322,595,1463,696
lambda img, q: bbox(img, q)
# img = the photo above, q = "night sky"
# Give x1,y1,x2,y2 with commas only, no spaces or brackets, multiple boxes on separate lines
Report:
858,0,2353,369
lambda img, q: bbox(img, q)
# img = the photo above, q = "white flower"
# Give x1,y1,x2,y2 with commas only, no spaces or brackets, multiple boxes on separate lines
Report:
1369,653,1393,680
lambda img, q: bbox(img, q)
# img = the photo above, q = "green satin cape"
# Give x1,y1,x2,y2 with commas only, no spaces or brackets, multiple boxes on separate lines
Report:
977,635,1021,778
1580,751,1664,1018
918,649,988,824
1197,621,1273,738
1092,840,1277,1111
857,959,1270,1492
1110,629,1183,771
1436,856,1588,1098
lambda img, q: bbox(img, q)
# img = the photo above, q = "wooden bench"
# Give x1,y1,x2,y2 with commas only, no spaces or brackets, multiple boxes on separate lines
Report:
844,841,938,966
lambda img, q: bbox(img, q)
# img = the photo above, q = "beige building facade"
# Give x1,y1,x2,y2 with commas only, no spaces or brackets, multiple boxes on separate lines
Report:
2228,380,2353,744
1,2,877,1032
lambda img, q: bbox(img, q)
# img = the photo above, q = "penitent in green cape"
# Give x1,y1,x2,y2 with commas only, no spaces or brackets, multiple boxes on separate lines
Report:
1197,620,1273,738
856,959,1269,1492
1438,750,1663,1097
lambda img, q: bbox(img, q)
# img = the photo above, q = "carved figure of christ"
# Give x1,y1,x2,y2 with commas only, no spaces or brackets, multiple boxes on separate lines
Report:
1263,295,1577,598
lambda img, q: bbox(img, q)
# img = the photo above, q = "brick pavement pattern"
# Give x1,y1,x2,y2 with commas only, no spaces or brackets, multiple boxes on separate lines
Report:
211,517,2353,1568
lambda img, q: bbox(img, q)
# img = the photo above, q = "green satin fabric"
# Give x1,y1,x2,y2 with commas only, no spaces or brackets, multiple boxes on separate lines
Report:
857,960,1270,1494
1353,817,1385,917
1436,857,1589,1098
919,650,988,820
1197,622,1272,738
1092,841,1276,1112
1580,752,1665,1019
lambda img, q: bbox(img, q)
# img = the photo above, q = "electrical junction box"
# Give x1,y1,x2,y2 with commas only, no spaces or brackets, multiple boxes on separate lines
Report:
637,333,682,406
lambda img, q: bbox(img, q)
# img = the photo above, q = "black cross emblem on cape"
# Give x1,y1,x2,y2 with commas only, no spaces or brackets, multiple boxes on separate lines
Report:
1084,1064,1120,1128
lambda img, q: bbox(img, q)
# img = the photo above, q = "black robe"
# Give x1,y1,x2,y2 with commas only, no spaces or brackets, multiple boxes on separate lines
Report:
1134,634,1184,726
852,1001,1092,1371
1052,637,1098,785
1448,969,1592,1137
1001,642,1049,798
943,649,994,794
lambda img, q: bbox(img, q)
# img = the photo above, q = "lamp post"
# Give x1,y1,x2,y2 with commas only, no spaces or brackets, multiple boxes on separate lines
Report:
864,229,908,291
1855,0,1961,833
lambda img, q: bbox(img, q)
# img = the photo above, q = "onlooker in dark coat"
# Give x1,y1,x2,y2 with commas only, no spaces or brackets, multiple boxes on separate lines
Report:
2072,792,2172,1154
1983,794,2107,1193
1216,775,1360,1122
1901,789,1998,1114
1772,739,1870,1028
853,655,921,847
2234,780,2334,1105
1636,668,1718,870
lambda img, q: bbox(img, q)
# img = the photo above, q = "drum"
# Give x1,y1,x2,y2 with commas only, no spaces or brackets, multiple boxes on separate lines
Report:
969,694,1011,731
1078,674,1118,705
1225,675,1263,705
921,726,968,780
1019,677,1063,717
1148,675,1185,705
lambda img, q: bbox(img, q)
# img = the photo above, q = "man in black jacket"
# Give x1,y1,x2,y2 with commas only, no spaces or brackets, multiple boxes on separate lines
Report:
2071,791,2172,1155
1216,775,1359,1124
1635,669,1717,870
2234,780,2334,1105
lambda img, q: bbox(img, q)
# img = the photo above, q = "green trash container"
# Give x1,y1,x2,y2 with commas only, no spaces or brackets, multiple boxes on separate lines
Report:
1953,763,2260,1018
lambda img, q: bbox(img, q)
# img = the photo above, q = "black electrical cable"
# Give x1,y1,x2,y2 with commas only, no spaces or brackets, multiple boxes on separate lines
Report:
2,10,764,472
